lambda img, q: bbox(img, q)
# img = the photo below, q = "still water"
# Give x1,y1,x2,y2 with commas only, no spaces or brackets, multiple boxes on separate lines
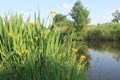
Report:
87,41,120,80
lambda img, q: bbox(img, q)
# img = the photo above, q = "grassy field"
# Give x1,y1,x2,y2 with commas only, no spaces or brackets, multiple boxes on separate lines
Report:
84,23,120,41
0,12,88,80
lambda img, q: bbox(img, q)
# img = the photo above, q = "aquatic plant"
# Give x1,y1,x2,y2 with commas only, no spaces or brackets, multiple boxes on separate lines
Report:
0,11,88,80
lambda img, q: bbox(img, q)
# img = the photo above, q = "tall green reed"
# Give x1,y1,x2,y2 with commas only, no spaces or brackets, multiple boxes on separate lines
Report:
0,12,88,80
84,23,120,41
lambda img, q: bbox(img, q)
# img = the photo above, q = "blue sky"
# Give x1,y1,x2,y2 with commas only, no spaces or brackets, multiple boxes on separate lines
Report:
0,0,120,24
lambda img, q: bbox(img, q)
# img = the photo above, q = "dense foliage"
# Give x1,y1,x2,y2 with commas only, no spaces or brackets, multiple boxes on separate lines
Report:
54,14,74,27
70,0,89,30
0,12,89,80
112,9,120,23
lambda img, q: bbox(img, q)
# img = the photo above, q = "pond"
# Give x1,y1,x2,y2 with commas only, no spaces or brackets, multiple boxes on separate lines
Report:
87,41,120,80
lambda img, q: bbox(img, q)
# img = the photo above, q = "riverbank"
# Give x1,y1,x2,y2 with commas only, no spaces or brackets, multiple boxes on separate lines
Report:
84,23,120,41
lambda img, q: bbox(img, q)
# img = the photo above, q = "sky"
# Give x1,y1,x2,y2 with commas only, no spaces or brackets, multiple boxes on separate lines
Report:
0,0,120,24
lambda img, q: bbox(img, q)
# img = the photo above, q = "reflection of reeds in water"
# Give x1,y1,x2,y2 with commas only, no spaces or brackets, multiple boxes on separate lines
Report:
87,41,120,61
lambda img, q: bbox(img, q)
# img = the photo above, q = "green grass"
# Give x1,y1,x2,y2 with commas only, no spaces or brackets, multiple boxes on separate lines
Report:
84,23,120,41
0,12,88,80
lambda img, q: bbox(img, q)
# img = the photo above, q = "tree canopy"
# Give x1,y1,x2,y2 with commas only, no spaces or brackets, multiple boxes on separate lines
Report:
53,14,73,27
54,14,68,24
112,9,120,23
70,0,89,30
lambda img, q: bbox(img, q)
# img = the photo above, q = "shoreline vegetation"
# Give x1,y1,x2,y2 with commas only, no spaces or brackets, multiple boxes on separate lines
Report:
0,0,91,79
0,12,89,80
84,23,120,41
1,0,119,80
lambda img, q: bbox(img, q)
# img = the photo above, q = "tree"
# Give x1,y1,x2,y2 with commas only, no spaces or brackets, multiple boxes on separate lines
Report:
112,9,120,23
54,14,68,24
70,0,89,30
53,14,74,27
112,18,119,23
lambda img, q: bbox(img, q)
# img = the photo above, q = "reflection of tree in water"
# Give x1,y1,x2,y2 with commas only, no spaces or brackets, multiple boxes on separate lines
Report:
113,54,120,62
87,41,120,62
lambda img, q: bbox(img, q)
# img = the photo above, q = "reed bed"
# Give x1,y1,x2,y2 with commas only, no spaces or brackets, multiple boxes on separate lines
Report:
0,12,87,80
84,23,120,41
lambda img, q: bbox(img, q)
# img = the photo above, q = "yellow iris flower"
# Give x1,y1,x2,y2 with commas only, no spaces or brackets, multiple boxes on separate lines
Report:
28,21,36,26
8,32,13,37
72,48,78,53
50,11,56,15
22,49,29,54
34,36,39,41
80,55,86,60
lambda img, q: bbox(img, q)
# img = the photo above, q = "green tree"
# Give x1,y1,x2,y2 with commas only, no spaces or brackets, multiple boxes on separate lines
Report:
112,9,120,23
70,0,89,30
54,14,67,24
54,14,74,27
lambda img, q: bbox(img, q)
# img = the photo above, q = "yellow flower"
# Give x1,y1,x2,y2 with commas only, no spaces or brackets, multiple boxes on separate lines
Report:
80,55,86,60
34,36,39,41
57,54,62,60
15,34,21,39
22,49,29,54
50,11,56,15
72,48,78,53
8,32,13,37
28,21,36,26
17,34,21,38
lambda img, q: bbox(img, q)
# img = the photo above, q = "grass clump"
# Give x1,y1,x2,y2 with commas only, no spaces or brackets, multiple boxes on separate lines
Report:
0,12,88,80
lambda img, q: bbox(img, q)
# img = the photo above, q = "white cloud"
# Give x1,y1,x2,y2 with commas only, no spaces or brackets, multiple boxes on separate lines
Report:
62,3,73,9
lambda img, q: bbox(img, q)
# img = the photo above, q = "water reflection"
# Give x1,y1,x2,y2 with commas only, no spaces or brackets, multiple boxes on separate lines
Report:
87,41,120,80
